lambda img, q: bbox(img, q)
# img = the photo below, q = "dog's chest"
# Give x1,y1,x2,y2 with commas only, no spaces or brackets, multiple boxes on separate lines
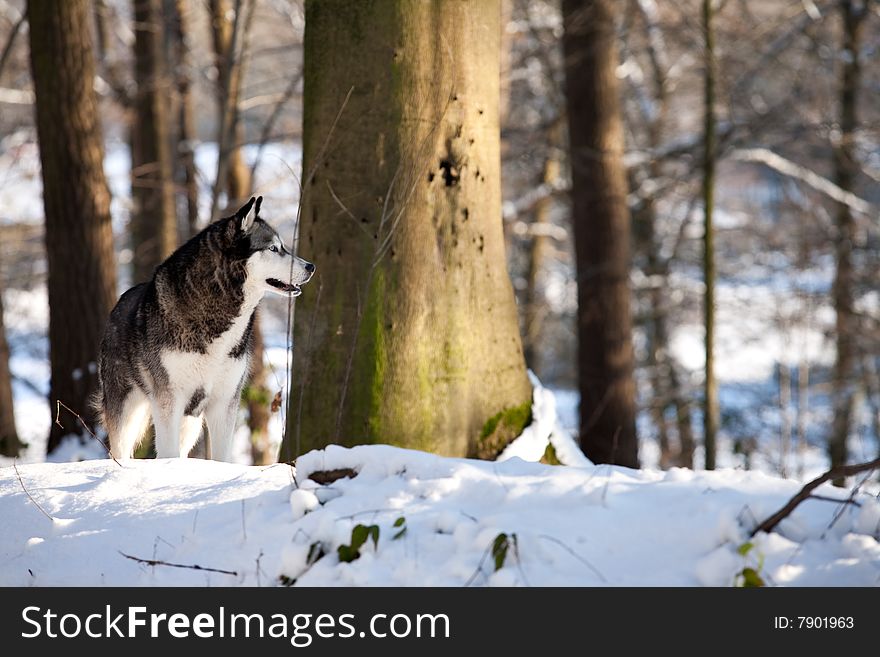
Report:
159,304,254,394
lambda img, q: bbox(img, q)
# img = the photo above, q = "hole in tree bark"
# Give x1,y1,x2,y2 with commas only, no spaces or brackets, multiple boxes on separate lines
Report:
439,159,460,187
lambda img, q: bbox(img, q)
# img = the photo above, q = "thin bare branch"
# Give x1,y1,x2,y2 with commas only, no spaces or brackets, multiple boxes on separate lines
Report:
0,13,25,81
750,457,880,537
119,551,239,576
55,400,121,466
13,459,55,522
250,69,303,181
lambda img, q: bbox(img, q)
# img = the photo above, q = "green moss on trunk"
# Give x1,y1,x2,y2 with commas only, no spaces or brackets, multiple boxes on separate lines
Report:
470,400,532,460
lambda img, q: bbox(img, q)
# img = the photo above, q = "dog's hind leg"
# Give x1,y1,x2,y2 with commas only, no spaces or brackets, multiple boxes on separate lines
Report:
178,415,204,458
150,398,184,459
109,390,151,460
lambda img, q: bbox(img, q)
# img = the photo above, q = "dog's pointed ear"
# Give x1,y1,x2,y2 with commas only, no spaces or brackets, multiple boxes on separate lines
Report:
254,196,263,217
235,197,257,233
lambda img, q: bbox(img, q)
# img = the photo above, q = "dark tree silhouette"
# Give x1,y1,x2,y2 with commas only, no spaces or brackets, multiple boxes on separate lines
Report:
27,0,117,454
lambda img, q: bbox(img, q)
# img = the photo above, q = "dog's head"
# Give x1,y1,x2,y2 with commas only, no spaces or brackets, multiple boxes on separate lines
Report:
232,196,315,297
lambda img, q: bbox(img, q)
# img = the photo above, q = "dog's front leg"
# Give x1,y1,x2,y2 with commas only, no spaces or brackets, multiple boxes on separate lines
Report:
151,397,185,459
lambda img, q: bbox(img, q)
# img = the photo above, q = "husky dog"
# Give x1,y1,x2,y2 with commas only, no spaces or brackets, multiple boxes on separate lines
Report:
97,196,314,461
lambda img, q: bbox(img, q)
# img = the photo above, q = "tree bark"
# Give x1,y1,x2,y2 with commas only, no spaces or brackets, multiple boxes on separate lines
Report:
209,0,252,214
633,0,694,470
247,324,273,465
131,0,178,283
282,0,532,460
0,272,20,456
27,0,117,454
702,0,719,471
562,0,638,467
168,0,200,238
522,124,561,374
828,0,866,485
208,0,268,459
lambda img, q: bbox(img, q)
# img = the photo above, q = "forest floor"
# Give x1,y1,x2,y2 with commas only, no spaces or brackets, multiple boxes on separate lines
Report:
1,442,879,586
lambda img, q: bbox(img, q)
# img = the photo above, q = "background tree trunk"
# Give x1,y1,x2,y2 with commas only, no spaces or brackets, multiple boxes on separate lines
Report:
522,126,561,374
283,0,532,461
702,0,719,471
27,0,117,454
209,0,252,214
208,0,270,463
167,0,200,238
828,0,866,485
0,272,20,456
562,0,638,467
131,0,177,283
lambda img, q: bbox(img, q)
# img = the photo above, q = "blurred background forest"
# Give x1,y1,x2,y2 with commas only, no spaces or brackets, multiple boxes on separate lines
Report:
0,0,878,482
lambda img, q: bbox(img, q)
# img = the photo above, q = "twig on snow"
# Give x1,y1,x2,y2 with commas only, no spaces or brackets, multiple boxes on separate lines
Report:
13,459,55,522
119,551,238,576
537,534,607,584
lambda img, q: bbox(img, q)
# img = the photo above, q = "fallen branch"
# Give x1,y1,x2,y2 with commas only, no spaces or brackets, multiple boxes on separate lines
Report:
13,459,55,521
750,457,880,537
119,551,238,576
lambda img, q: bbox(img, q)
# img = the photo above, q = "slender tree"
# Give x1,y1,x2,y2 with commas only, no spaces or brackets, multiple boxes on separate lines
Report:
632,0,694,469
701,0,719,470
562,0,638,467
828,0,867,484
207,0,272,462
28,0,117,454
167,0,200,238
522,121,562,373
131,0,177,283
282,0,532,460
209,0,252,213
0,271,20,456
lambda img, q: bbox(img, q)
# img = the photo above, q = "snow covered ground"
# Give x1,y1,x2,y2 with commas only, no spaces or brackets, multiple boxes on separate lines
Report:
2,446,878,587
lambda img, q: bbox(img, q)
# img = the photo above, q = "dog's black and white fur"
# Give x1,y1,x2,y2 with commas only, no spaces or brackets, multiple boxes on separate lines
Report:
97,197,314,461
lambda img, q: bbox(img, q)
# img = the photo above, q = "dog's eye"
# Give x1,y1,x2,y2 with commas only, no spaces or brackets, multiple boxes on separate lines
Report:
269,245,278,253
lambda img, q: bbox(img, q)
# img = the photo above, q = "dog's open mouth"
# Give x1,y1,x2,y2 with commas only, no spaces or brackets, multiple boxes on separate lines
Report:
266,278,301,295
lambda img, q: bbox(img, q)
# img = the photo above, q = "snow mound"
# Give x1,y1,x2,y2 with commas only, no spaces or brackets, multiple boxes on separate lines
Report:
288,445,879,586
2,446,878,586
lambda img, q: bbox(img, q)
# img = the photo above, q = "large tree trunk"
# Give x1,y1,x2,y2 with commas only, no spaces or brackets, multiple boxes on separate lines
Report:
28,0,117,454
701,0,719,471
562,0,638,468
0,273,20,457
828,0,866,485
282,0,532,461
131,0,177,283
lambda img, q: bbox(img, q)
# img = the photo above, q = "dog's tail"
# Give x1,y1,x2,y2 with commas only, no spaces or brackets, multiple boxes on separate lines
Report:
89,375,108,438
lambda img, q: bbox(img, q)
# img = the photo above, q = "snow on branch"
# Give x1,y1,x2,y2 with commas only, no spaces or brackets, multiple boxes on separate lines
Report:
732,148,875,216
